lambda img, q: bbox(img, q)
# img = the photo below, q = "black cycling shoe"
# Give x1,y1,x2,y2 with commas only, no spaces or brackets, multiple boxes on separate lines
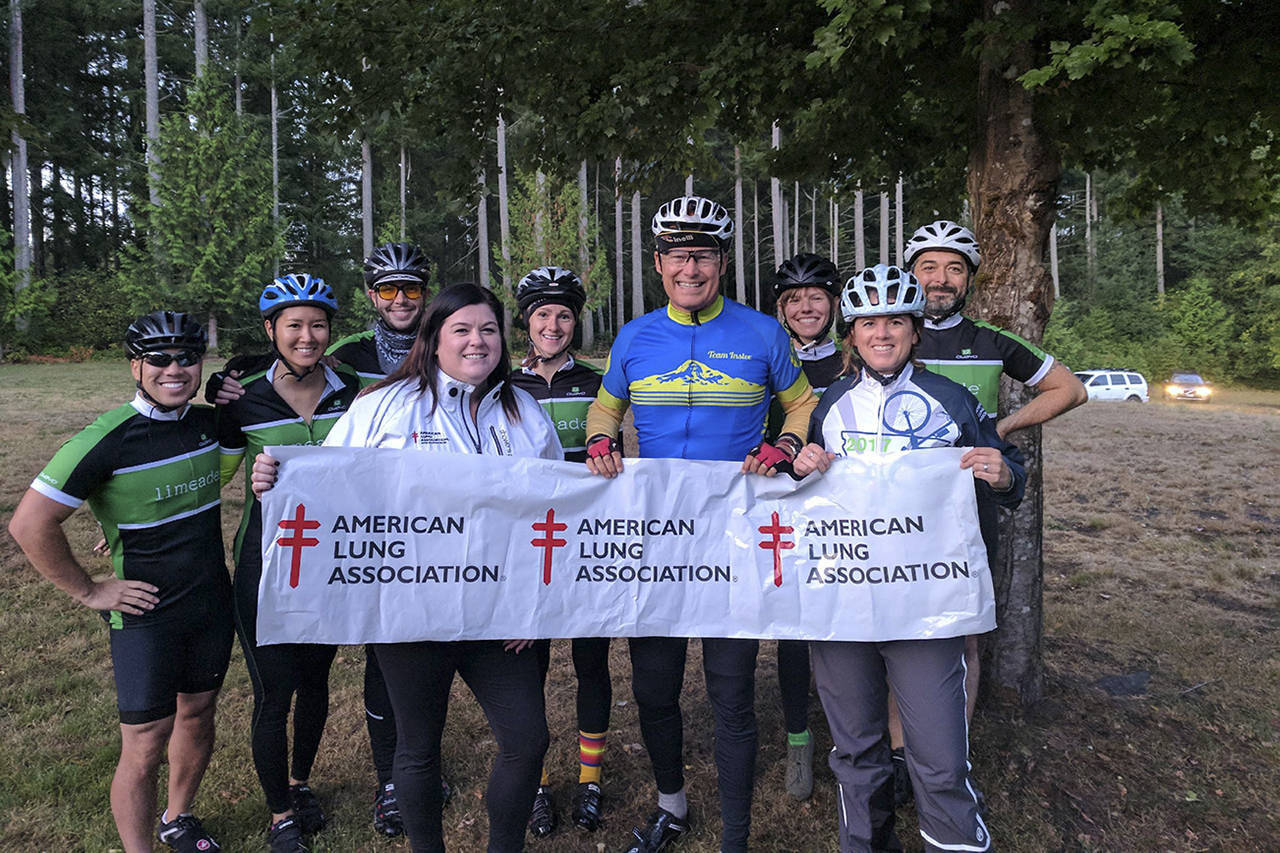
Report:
620,808,688,853
891,748,914,807
571,781,604,831
373,782,404,837
289,784,326,834
157,812,221,852
268,816,308,853
529,785,558,837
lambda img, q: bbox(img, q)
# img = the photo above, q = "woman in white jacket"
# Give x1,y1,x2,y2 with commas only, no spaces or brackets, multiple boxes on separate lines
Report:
254,283,561,853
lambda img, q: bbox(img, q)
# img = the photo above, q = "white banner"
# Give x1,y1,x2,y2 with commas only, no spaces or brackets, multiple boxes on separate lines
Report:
258,446,994,645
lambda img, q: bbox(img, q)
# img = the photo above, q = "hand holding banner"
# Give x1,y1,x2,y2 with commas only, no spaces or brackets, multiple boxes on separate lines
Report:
258,446,994,645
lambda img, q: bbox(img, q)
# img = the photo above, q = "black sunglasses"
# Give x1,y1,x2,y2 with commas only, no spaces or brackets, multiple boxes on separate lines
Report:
140,350,202,368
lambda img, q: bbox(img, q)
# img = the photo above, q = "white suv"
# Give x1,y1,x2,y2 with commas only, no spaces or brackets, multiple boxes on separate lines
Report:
1074,369,1149,402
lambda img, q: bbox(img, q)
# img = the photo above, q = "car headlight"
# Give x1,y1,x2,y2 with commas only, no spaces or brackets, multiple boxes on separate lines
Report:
1196,386,1211,397
1166,384,1182,394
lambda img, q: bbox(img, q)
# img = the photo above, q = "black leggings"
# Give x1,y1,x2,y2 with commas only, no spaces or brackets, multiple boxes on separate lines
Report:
375,640,549,853
233,557,336,814
533,637,612,734
777,639,811,735
365,646,398,786
629,636,759,853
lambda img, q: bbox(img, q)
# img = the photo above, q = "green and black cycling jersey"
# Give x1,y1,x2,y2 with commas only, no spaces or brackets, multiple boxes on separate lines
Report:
217,362,362,562
327,330,383,386
32,396,230,629
916,314,1053,415
508,356,602,462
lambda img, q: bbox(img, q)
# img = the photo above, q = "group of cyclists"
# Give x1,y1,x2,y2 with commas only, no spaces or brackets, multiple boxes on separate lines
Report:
9,190,1086,853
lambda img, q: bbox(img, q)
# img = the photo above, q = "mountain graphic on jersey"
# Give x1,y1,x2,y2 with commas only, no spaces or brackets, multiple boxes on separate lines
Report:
630,360,765,407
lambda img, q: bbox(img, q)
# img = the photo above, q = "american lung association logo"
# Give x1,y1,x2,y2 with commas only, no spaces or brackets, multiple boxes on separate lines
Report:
276,503,321,588
530,508,568,585
757,511,794,587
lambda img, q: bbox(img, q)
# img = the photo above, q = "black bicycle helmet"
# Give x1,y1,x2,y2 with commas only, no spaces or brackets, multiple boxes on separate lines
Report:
516,266,587,316
773,253,841,299
125,311,207,358
363,242,429,287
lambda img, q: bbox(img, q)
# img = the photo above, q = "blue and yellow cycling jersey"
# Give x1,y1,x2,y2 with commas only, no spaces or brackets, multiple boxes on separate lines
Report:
596,296,811,461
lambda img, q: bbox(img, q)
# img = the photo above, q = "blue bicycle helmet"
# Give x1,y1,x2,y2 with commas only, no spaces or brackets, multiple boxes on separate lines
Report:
259,274,338,319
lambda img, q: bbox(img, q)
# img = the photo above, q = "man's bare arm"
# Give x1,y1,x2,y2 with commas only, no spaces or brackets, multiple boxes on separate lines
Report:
996,362,1088,438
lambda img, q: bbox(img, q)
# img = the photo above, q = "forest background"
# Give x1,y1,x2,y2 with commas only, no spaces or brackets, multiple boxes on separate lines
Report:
0,0,1276,389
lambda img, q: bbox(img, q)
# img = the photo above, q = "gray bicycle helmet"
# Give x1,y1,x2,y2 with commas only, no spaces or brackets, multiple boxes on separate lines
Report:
125,311,208,357
363,242,429,287
840,265,926,320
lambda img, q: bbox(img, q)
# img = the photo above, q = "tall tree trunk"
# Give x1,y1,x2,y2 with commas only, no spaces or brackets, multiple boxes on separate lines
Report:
831,198,838,265
194,0,208,77
578,161,594,349
29,160,43,276
854,188,865,269
770,123,784,269
733,147,745,303
685,174,693,196
1085,172,1096,297
143,0,160,207
496,115,512,318
966,0,1063,710
1155,202,1165,297
1049,223,1060,299
361,136,374,259
630,190,643,318
895,176,904,266
810,188,816,254
752,179,760,309
534,170,547,257
477,171,490,289
400,145,408,241
233,14,243,114
793,181,800,255
614,158,624,328
207,313,218,351
270,44,280,276
11,0,31,334
878,192,889,264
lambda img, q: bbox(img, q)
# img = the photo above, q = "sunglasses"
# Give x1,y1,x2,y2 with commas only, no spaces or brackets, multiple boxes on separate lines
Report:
140,350,202,368
374,283,425,300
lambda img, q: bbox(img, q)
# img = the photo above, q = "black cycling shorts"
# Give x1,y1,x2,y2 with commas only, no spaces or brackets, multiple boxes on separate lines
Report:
108,608,234,725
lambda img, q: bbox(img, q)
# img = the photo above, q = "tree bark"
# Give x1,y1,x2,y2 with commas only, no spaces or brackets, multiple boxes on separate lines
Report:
966,0,1063,710
854,188,865,269
614,158,624,328
11,0,31,329
361,136,374,259
733,147,745,304
1155,202,1165,297
143,0,160,207
477,171,490,290
194,0,208,78
578,160,594,349
770,123,784,269
630,190,643,319
497,115,512,318
878,192,889,264
270,36,280,277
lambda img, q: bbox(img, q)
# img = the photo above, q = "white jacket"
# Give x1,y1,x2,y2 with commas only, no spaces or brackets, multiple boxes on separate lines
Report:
324,370,564,460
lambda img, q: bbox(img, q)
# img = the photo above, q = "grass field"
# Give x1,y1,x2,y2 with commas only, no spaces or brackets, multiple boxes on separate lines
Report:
1,361,1276,852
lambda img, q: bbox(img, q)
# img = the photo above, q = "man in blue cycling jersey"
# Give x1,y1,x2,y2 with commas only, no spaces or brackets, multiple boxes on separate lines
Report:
584,195,817,853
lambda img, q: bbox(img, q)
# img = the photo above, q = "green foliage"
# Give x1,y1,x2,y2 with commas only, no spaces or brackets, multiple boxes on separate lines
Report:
504,168,613,315
140,75,283,347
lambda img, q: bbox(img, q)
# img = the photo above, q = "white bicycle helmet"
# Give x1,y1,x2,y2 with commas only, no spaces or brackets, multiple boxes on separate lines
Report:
903,220,981,271
651,195,734,245
840,265,926,320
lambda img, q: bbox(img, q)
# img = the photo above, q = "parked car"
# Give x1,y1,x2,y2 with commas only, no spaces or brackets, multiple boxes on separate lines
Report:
1164,372,1213,402
1074,369,1150,402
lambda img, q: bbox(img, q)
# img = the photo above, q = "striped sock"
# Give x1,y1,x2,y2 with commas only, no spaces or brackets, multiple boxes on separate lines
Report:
577,730,607,784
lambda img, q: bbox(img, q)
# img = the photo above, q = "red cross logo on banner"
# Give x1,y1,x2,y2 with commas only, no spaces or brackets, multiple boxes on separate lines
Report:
277,504,321,589
757,511,794,587
530,508,568,585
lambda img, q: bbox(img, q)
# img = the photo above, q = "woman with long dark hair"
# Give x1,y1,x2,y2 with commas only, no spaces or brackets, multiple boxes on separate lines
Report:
254,283,560,853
